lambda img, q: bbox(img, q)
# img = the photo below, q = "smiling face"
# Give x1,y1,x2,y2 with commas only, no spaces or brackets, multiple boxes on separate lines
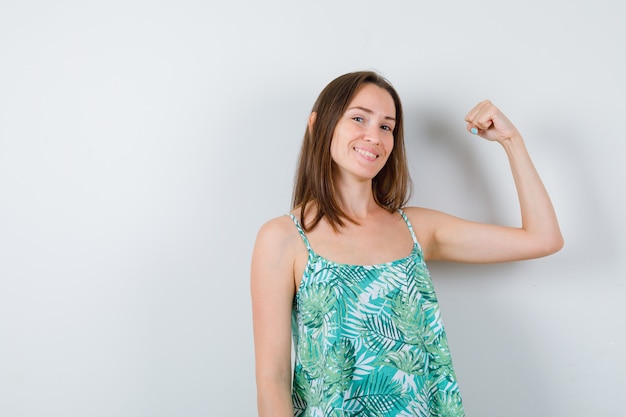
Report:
330,83,397,183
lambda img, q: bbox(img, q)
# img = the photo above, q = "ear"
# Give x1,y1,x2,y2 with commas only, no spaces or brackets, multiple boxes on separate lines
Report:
308,112,317,135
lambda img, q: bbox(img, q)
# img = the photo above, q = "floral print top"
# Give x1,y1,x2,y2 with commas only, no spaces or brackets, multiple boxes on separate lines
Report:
289,210,464,417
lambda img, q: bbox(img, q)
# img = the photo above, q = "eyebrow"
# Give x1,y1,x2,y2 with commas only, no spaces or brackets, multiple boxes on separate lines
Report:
348,106,396,122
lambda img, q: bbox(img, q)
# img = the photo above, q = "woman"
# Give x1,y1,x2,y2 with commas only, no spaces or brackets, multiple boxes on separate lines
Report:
250,71,563,416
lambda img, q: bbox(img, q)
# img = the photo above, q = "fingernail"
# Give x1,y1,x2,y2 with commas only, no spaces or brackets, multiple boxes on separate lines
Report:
470,127,478,135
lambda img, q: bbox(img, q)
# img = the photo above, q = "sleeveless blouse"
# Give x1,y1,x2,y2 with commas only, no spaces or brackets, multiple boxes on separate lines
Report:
289,210,465,417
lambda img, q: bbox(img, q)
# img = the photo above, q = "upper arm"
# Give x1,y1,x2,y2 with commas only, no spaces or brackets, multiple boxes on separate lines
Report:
250,217,297,390
405,207,562,264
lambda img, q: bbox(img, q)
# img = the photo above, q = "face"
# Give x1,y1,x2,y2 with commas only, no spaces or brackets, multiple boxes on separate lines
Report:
329,83,396,182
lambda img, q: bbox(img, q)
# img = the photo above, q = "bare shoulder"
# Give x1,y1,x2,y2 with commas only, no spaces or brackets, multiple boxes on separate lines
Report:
401,206,435,244
253,214,301,258
401,206,460,259
251,214,303,282
255,214,297,242
402,206,457,222
401,206,448,228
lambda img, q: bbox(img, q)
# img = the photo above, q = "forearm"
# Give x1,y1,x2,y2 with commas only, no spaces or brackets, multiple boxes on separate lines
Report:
256,376,294,417
501,134,563,252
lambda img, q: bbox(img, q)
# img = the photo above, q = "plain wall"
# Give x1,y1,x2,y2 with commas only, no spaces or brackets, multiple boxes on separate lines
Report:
1,0,624,416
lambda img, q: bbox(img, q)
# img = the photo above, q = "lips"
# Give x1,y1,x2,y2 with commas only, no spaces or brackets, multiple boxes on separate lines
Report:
354,147,378,160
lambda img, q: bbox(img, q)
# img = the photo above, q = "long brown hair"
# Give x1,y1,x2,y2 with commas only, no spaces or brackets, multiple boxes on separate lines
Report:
292,71,412,231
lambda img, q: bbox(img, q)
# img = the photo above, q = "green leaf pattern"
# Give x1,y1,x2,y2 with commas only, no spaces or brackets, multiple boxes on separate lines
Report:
290,211,464,416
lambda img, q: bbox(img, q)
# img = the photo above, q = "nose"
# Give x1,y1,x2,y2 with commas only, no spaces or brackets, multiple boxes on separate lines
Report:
364,126,382,144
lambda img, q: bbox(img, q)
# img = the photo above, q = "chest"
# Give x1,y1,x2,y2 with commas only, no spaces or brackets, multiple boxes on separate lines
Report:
293,214,415,287
312,226,413,265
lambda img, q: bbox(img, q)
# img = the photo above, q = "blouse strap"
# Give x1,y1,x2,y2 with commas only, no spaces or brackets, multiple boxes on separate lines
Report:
398,208,420,247
288,214,313,253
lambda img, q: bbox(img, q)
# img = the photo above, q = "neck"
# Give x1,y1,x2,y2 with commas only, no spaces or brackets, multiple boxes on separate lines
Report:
334,178,379,220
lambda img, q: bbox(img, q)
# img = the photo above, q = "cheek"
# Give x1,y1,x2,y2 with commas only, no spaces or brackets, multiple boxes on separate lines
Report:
386,136,395,153
329,127,350,154
329,139,344,164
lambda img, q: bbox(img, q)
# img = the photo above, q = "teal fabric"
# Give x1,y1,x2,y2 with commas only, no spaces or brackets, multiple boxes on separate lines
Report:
289,210,464,417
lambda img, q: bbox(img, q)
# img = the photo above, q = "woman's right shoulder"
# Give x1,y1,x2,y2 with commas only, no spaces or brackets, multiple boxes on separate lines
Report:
254,213,301,253
251,214,304,284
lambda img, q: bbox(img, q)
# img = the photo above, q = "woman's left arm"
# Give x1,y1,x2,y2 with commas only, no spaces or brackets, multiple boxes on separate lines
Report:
420,100,564,263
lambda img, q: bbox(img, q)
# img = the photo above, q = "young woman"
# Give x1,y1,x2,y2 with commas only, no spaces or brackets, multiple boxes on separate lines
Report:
250,71,563,416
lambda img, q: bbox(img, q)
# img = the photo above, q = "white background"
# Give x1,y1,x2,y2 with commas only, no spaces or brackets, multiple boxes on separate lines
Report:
1,1,624,416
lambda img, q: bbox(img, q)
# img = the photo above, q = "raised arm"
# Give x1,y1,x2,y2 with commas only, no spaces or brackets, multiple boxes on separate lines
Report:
250,217,297,416
416,100,564,263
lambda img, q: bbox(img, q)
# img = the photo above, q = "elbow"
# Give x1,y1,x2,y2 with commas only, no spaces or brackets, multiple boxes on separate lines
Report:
539,231,564,257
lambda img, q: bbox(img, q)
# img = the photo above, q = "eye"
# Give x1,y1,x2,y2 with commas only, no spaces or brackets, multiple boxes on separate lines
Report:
352,116,365,123
381,125,392,132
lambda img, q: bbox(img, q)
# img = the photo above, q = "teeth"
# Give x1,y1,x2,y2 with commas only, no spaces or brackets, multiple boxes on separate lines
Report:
355,148,377,158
